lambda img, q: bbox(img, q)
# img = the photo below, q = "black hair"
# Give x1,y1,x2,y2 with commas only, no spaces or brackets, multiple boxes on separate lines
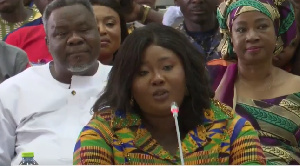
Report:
42,0,95,34
94,23,214,135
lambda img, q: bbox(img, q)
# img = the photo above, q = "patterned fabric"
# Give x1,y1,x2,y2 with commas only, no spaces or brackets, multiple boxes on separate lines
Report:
73,99,266,165
176,23,222,62
207,63,300,164
3,17,43,41
217,0,297,59
236,94,300,165
0,5,41,40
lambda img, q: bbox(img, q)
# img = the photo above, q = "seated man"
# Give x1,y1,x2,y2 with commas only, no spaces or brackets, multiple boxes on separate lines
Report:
0,41,28,83
0,0,112,165
0,0,41,40
175,0,222,62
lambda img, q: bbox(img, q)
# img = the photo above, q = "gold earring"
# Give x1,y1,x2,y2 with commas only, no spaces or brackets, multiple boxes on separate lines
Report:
185,86,190,96
130,97,134,106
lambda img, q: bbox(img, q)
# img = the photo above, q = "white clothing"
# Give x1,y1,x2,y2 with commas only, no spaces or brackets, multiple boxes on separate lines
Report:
0,62,111,165
162,6,184,27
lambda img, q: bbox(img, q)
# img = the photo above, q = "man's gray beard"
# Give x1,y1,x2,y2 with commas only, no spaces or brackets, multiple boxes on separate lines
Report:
67,64,91,74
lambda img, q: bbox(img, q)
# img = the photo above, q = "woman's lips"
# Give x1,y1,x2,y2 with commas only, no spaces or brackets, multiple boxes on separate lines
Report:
152,89,169,102
100,40,110,47
246,46,262,53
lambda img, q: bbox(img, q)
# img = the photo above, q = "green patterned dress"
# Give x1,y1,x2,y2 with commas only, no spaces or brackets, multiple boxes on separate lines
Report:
236,92,300,164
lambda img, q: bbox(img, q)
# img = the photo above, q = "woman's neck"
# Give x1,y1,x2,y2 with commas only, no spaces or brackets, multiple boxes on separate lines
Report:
237,60,274,84
235,60,277,97
99,53,113,65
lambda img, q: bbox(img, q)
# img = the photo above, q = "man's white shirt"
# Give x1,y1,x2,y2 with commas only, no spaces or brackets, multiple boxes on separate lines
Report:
0,61,111,165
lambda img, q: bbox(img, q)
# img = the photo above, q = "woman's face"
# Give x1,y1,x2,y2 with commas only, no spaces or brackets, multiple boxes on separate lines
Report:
291,0,300,9
93,5,121,65
132,45,186,117
273,36,299,68
231,11,277,64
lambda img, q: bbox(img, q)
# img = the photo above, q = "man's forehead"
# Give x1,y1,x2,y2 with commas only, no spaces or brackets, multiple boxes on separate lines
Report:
48,5,92,22
47,5,94,29
50,4,92,18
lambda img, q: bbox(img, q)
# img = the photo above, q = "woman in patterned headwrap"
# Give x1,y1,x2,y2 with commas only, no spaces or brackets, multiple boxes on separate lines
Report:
207,0,300,164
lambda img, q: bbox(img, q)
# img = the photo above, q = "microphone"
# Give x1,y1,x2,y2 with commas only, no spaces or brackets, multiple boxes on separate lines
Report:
171,102,184,165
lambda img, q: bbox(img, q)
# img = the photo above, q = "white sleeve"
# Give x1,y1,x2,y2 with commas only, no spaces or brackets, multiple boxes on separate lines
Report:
0,99,16,165
162,6,183,27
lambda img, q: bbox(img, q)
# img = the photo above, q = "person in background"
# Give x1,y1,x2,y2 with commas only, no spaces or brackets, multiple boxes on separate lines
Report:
135,0,156,9
126,0,157,33
290,0,300,8
89,0,128,65
162,5,184,27
0,0,112,165
4,0,56,65
117,0,163,33
0,41,29,83
175,0,222,62
23,0,33,6
208,0,300,164
291,0,300,75
273,32,300,72
272,2,300,73
163,0,224,28
2,0,48,42
73,23,266,165
292,47,300,75
0,0,41,40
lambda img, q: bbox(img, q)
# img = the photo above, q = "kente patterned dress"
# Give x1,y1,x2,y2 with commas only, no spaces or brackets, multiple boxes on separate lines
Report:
73,99,266,165
207,63,300,164
236,93,300,165
213,0,299,163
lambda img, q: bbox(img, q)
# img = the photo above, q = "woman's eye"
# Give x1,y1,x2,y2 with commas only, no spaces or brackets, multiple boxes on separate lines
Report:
106,22,115,27
57,32,67,37
258,24,268,30
236,27,246,33
138,70,148,76
163,65,173,71
80,29,88,32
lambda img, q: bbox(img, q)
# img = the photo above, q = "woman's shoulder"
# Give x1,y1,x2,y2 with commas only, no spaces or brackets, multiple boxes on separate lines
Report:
91,107,117,129
208,99,244,125
208,99,258,140
276,68,300,93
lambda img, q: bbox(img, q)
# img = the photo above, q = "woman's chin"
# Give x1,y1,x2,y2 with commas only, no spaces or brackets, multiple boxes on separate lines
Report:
99,53,114,65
